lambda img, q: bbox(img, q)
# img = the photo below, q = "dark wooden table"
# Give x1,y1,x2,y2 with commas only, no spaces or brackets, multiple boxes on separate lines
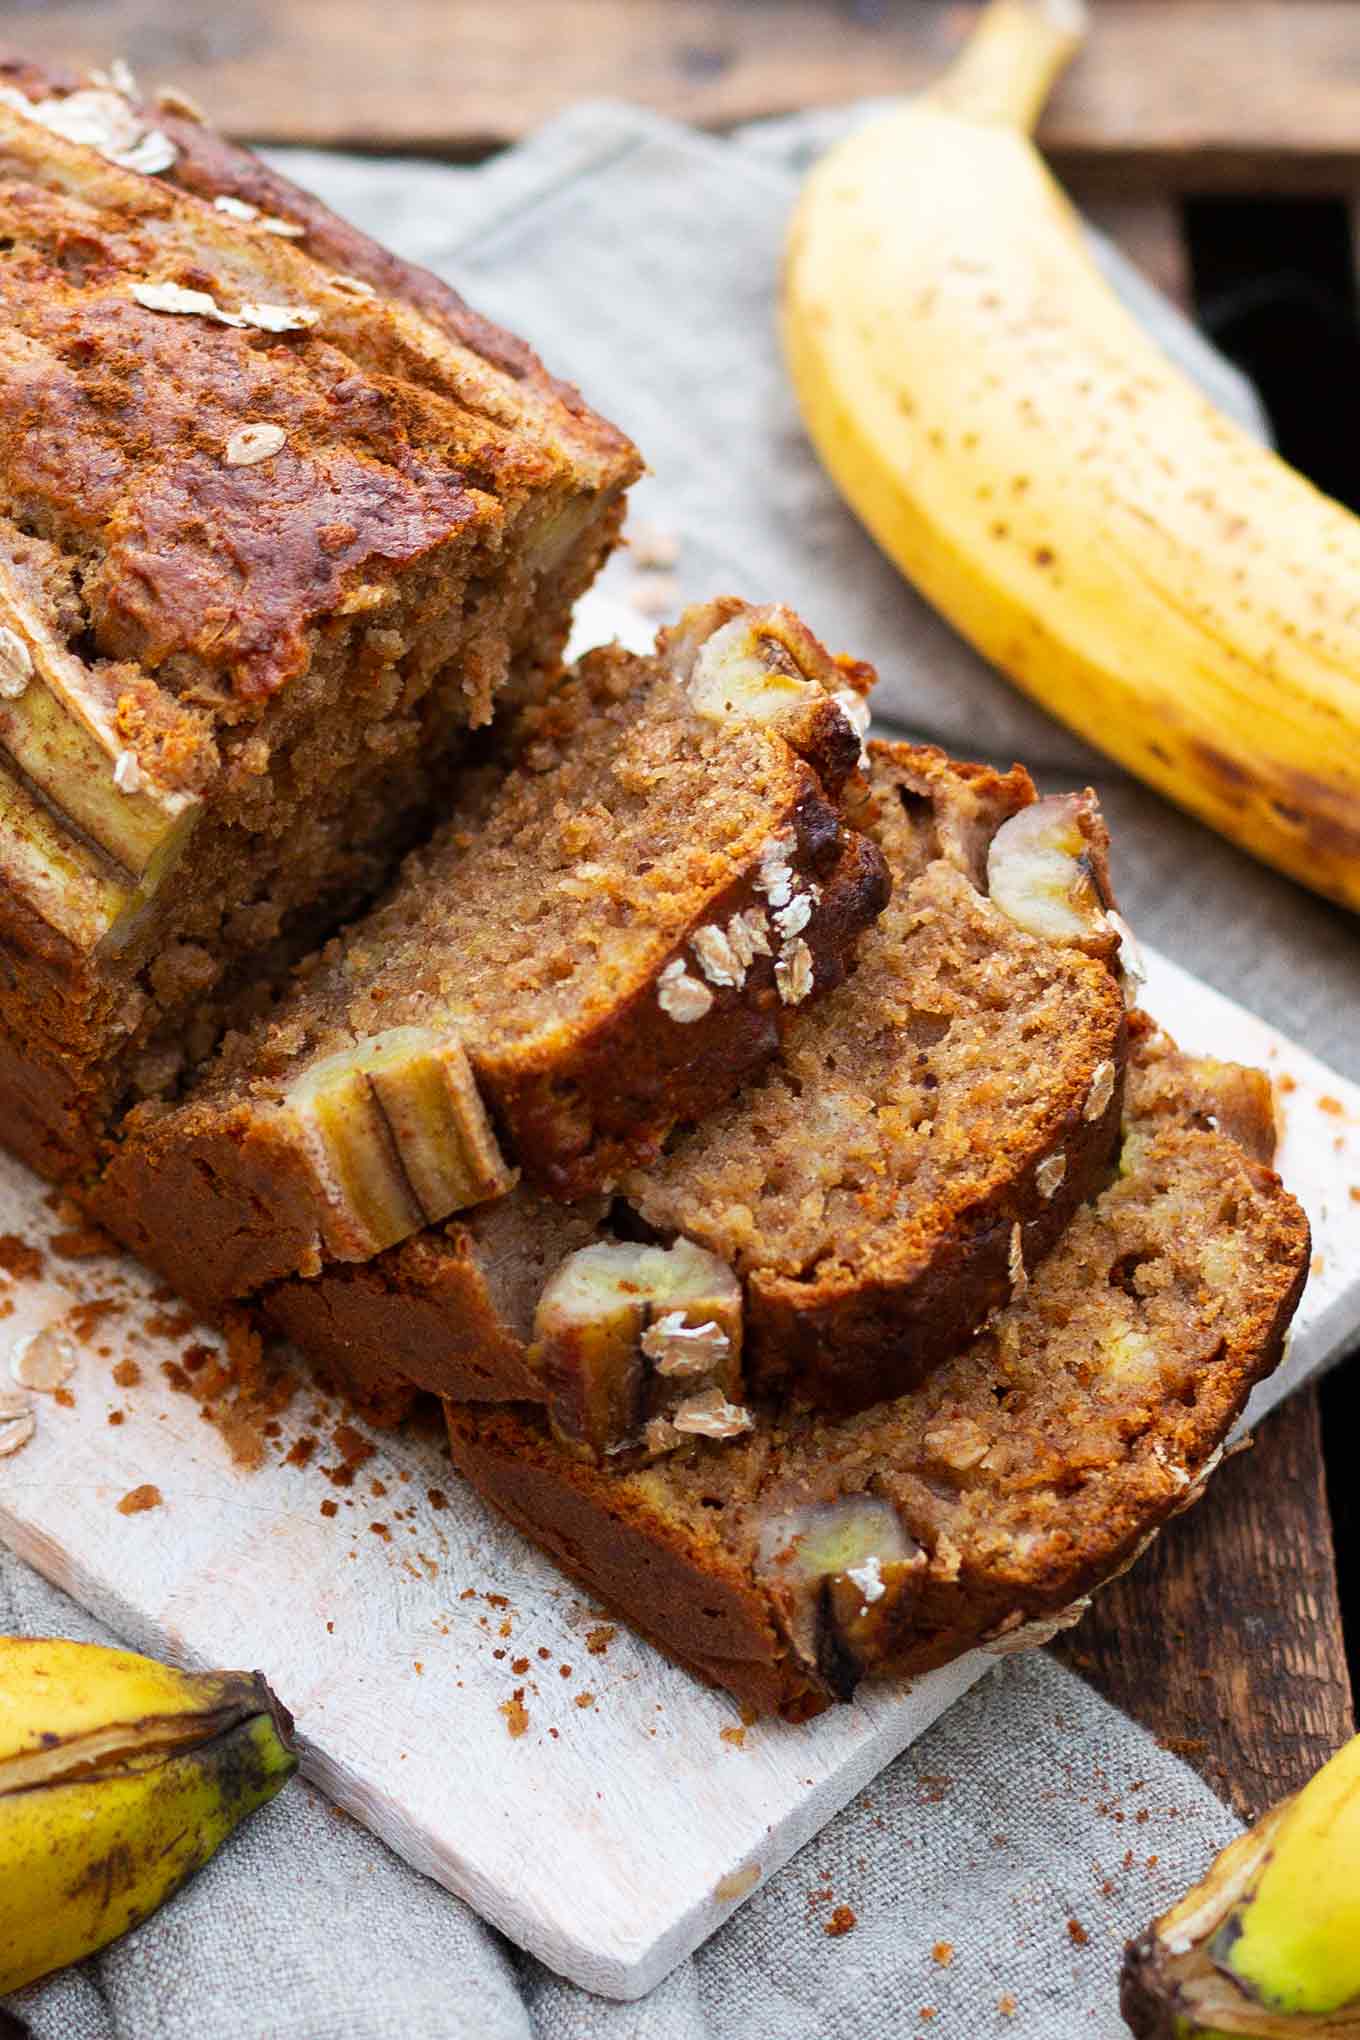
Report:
22,0,1357,1818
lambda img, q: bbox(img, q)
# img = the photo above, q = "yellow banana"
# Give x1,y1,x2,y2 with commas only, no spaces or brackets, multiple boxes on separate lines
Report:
0,1635,297,1995
781,0,1360,911
1121,1732,1360,2036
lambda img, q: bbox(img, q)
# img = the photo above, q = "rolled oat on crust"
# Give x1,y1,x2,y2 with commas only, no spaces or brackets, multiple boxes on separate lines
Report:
445,1028,1309,1720
0,57,639,1181
92,603,889,1308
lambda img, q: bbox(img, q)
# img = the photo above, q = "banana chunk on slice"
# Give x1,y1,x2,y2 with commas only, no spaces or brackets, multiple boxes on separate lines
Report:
756,1497,926,1701
287,1026,514,1259
531,1236,744,1463
986,792,1121,957
0,563,201,954
660,599,866,786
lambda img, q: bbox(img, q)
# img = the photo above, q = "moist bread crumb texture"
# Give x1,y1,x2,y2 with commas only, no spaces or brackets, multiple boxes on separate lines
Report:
0,63,638,1181
446,1025,1309,1719
261,739,1132,1428
90,601,890,1307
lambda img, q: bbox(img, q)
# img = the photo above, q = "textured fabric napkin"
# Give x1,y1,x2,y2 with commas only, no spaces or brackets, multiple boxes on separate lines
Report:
5,100,1357,2040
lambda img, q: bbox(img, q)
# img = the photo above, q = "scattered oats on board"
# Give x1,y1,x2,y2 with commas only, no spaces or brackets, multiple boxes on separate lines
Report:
0,1390,34,1457
10,1325,76,1392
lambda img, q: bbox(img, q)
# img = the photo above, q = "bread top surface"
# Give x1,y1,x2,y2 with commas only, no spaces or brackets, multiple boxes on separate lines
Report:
0,62,639,764
623,740,1125,1291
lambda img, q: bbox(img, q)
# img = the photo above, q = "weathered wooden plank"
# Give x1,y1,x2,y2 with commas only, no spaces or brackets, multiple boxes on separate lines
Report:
8,3,1360,191
1054,1387,1355,1824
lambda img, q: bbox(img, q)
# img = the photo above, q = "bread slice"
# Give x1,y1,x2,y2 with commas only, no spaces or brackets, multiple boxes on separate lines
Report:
91,601,890,1307
445,1024,1310,1720
261,740,1129,1420
0,62,638,1181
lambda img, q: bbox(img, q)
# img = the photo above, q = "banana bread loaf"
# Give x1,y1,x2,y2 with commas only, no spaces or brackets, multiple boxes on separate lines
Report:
92,601,890,1307
0,61,638,1182
262,740,1129,1423
445,1023,1310,1720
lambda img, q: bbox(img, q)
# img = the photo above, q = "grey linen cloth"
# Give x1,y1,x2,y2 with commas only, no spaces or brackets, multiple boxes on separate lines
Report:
6,102,1357,2040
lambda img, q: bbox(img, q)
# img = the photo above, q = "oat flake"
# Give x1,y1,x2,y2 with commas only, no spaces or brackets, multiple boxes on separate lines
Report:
1084,1059,1116,1122
330,273,377,298
774,936,814,1006
11,1325,77,1392
0,1404,34,1457
226,422,288,467
113,749,143,795
239,300,319,334
107,129,178,176
1035,1151,1067,1200
657,958,713,1024
214,193,260,222
0,626,32,698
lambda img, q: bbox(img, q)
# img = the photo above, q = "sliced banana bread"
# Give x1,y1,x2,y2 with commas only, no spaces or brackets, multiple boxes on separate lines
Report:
445,1024,1310,1720
0,62,638,1182
263,740,1129,1421
92,601,890,1307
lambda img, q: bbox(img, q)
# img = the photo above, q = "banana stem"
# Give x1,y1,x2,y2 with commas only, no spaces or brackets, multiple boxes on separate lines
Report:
927,0,1089,133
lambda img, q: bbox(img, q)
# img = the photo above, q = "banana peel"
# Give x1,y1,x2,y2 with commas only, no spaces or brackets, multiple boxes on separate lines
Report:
1122,1734,1360,2036
0,1636,297,1995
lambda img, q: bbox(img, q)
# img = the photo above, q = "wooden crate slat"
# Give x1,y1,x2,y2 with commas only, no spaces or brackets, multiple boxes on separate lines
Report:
9,2,1360,189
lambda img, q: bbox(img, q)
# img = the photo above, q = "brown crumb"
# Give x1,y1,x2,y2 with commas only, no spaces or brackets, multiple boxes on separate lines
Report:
319,1498,338,1518
485,1593,509,1610
512,1656,530,1675
285,1434,316,1467
370,1477,387,1497
824,1905,856,1938
932,1942,953,1967
112,1358,142,1388
460,1587,477,1600
0,1235,43,1280
65,1299,121,1341
501,1691,529,1738
107,1409,125,1426
428,1488,449,1511
574,1691,595,1710
537,1647,552,1661
146,1306,196,1340
1067,1917,1089,1948
53,1386,74,1409
117,1483,162,1515
1319,1094,1345,1116
586,1624,616,1656
559,1662,573,1679
998,1994,1017,2018
370,1522,391,1541
720,1724,746,1749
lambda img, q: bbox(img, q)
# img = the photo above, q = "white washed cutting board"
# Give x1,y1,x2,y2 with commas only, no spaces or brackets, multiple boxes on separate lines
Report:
0,600,1358,1999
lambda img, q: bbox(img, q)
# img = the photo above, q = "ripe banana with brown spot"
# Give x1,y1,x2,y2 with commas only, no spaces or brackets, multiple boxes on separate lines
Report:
0,1635,296,1994
781,0,1360,911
